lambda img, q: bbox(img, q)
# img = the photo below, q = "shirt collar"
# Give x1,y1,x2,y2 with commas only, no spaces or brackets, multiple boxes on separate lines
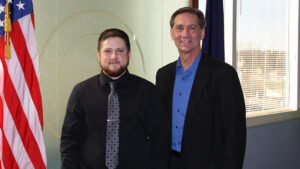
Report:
98,69,130,90
176,50,202,74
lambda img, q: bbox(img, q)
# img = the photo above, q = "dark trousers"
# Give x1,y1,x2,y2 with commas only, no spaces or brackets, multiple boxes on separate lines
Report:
171,150,183,169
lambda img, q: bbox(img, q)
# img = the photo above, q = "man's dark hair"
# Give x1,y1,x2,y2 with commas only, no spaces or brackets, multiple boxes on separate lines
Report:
97,28,130,52
170,7,206,29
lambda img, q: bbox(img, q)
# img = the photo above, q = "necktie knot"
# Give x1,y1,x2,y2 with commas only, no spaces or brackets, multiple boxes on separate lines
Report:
109,82,115,94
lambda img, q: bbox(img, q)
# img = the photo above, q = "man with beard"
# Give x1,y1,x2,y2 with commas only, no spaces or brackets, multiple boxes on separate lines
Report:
60,28,168,169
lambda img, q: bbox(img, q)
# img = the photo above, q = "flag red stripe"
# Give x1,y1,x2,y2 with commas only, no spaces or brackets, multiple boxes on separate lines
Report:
0,37,4,169
1,61,46,169
0,97,4,169
31,13,35,29
0,37,4,58
10,21,43,128
0,88,2,130
2,134,19,169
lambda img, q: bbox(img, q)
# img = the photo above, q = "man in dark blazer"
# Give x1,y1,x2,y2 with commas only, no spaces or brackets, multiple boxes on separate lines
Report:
156,7,246,169
61,28,168,169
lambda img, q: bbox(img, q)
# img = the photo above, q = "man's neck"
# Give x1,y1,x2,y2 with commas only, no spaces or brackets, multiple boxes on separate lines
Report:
103,69,127,80
179,48,201,70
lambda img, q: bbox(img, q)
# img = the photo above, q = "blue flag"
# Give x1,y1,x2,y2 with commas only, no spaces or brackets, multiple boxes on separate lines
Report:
202,0,225,61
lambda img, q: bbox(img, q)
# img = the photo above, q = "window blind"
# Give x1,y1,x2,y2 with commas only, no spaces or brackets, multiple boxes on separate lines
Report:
198,0,298,115
235,0,298,115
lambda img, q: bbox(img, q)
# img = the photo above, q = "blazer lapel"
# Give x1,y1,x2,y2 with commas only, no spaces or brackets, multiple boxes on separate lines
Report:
166,62,177,132
182,53,212,142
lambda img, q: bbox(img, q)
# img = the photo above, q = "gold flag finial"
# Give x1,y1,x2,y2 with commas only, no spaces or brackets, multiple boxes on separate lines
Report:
4,0,12,59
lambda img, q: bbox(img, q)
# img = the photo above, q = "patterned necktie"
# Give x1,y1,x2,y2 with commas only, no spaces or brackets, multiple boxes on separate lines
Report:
105,82,120,169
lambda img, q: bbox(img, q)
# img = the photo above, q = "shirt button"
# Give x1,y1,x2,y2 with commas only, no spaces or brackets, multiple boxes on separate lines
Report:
177,109,180,112
179,93,182,96
176,126,178,128
182,77,185,80
178,142,181,145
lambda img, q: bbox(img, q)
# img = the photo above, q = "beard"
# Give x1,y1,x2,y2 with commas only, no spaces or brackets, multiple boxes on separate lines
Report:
101,62,129,78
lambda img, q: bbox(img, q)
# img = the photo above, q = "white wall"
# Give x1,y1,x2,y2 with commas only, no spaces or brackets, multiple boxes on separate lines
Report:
32,0,189,168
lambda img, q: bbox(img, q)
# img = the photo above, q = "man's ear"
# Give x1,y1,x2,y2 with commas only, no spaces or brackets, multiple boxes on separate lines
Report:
128,50,131,59
201,28,205,40
97,50,101,61
170,28,175,40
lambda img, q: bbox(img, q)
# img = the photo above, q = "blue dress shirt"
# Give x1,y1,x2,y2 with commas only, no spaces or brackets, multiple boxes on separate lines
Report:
171,51,202,152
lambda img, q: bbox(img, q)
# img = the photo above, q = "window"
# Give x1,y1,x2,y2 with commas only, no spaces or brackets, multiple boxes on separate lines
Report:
193,0,299,123
235,0,298,116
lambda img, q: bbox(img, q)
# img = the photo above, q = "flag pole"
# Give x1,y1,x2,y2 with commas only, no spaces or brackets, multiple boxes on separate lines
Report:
4,0,12,59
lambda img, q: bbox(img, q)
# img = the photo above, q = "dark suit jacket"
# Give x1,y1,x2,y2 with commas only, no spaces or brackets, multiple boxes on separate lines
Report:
61,72,168,169
156,53,246,169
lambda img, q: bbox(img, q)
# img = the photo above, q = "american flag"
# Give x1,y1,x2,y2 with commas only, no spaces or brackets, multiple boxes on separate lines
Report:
0,0,47,169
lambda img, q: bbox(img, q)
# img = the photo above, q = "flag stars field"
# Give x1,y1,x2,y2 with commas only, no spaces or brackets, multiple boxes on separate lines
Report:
0,4,4,14
16,1,25,10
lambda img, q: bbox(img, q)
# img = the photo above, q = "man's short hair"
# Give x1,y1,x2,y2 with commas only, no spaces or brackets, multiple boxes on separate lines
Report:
170,7,206,29
97,28,130,52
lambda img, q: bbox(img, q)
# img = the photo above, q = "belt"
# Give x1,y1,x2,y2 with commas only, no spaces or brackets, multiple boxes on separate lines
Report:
171,150,182,157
